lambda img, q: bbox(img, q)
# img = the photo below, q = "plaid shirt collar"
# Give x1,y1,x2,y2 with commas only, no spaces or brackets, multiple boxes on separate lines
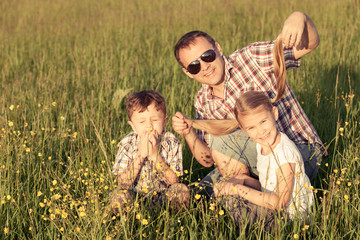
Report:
202,56,235,101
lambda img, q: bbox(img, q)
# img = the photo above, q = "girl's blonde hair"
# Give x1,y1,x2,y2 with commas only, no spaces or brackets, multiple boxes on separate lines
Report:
273,36,286,102
187,36,285,135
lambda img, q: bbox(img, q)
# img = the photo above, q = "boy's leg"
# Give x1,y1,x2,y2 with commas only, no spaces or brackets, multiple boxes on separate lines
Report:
296,144,324,180
109,188,133,215
167,183,190,210
209,129,258,178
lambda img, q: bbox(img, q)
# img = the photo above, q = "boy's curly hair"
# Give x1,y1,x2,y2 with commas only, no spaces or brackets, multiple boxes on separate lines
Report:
126,90,166,119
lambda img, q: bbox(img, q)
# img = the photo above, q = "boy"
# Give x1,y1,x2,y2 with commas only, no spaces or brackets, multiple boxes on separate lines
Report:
110,90,189,214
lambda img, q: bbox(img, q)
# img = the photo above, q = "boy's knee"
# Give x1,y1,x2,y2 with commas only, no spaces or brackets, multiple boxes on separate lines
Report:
167,183,190,209
110,189,132,214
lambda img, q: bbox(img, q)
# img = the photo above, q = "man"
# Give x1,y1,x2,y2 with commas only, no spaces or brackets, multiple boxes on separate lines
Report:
172,11,324,194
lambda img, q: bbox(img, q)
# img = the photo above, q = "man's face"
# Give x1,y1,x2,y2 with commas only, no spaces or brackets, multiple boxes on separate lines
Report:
128,103,166,137
179,37,225,88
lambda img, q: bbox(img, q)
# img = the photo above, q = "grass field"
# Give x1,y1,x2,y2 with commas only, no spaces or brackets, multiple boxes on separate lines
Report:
1,0,360,239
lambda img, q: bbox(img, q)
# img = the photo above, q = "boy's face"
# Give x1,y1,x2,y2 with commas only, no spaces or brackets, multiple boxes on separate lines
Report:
239,106,280,154
128,102,166,136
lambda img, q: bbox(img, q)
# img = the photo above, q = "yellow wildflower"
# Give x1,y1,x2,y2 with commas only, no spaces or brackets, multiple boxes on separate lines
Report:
141,219,148,225
219,209,224,215
4,227,9,234
37,191,43,197
8,121,14,127
294,234,299,239
195,194,201,200
52,194,61,200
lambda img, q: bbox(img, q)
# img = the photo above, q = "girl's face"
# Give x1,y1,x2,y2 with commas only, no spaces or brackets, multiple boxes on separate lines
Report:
238,105,281,155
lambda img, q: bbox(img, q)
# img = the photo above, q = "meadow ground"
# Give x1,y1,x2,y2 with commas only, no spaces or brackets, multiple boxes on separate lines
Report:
1,0,360,239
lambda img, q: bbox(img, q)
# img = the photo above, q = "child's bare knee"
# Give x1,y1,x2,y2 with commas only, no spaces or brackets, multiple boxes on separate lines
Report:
110,189,132,214
167,183,190,209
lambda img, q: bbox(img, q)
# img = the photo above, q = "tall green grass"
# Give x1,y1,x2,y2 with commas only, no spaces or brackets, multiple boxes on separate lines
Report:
1,0,359,239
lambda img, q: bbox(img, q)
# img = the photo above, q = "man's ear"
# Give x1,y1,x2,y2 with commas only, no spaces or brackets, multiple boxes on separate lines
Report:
215,42,223,56
272,106,279,121
128,120,136,133
182,67,194,79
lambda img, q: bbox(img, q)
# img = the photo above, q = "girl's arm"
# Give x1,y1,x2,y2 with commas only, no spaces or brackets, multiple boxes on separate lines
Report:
214,174,261,194
214,163,295,210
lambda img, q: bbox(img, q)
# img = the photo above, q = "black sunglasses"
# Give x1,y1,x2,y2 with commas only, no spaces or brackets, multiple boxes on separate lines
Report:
186,49,217,75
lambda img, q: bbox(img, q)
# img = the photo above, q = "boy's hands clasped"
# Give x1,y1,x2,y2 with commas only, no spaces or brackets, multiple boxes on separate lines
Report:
139,127,161,160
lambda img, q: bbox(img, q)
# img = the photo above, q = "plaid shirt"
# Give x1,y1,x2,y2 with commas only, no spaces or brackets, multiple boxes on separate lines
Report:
112,130,183,193
195,41,324,149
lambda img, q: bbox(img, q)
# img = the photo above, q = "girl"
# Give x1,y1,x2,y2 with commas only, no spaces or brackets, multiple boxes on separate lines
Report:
188,91,314,226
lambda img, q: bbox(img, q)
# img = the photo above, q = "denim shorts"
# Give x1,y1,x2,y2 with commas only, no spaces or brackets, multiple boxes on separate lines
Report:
296,143,324,180
209,129,258,177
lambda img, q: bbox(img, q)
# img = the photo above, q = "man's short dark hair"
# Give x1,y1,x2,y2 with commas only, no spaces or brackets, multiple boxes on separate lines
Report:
126,90,166,119
174,31,216,67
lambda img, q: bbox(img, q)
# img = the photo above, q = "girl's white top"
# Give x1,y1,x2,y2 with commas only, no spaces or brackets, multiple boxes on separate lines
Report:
256,132,314,219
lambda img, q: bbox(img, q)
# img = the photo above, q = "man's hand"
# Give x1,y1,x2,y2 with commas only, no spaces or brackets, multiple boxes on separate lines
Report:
281,11,306,49
172,112,193,136
281,11,319,59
